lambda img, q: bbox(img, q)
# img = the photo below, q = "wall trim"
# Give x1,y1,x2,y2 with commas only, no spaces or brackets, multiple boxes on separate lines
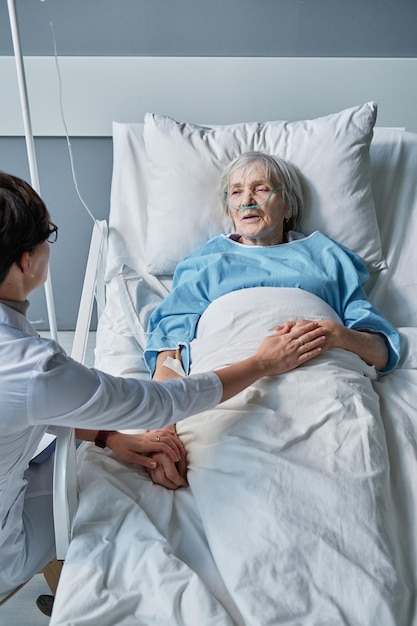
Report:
1,56,417,135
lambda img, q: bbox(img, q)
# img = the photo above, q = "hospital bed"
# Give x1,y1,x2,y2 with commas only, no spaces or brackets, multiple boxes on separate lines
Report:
51,100,417,625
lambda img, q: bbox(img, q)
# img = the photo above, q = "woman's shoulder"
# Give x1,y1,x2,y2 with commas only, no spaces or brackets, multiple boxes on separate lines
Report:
304,231,369,281
181,234,232,260
296,230,359,255
173,235,230,281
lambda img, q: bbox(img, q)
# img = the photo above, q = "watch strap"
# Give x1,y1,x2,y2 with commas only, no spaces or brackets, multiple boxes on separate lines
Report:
94,430,114,449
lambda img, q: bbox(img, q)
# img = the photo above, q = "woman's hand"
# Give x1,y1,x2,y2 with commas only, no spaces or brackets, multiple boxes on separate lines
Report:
105,425,186,472
143,425,188,489
146,449,188,490
254,320,327,376
215,321,326,402
314,319,389,370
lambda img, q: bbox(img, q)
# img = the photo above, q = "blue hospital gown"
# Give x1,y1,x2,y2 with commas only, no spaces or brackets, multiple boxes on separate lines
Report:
144,231,400,375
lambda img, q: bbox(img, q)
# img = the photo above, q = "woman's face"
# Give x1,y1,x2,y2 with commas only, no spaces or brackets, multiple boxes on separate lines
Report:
227,163,290,246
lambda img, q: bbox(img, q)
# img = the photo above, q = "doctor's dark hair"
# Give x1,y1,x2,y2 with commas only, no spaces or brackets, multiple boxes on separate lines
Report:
219,151,304,232
0,172,53,284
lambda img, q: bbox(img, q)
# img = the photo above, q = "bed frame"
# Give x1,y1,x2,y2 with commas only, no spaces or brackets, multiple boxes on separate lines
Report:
53,220,107,559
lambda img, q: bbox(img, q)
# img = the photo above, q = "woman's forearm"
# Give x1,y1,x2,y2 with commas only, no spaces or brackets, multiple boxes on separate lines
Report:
320,321,389,371
74,429,97,441
342,328,389,371
213,356,269,402
153,350,183,381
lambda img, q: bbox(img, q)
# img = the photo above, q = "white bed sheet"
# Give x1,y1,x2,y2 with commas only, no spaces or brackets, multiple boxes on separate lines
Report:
52,289,416,625
51,126,417,625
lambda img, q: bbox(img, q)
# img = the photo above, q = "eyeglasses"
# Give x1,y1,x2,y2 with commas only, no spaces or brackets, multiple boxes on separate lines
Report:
46,222,58,243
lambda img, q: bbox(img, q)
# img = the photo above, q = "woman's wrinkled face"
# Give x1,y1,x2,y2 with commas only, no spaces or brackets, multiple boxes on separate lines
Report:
227,163,290,246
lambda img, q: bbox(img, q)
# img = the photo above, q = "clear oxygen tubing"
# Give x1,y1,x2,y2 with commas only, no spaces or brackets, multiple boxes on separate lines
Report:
223,186,283,211
7,0,58,340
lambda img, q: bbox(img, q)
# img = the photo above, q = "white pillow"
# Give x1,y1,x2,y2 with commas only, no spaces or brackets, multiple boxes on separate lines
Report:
143,102,385,275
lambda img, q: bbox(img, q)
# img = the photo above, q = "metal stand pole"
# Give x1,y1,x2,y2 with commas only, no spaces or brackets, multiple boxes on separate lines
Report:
7,0,58,340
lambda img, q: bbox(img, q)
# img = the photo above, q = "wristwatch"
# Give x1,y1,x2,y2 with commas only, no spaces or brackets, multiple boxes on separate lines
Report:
94,430,114,449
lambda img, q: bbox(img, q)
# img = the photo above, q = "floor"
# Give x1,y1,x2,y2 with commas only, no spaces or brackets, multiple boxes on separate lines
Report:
0,575,53,625
0,332,95,625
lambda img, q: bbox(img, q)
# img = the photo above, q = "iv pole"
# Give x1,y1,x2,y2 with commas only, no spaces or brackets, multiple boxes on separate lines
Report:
7,0,58,341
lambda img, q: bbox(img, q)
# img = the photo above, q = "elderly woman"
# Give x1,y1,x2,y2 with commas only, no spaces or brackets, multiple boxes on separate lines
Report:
145,151,400,381
138,151,406,626
142,151,401,492
0,171,328,602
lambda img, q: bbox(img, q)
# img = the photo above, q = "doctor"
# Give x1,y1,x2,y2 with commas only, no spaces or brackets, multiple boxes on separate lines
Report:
0,172,326,598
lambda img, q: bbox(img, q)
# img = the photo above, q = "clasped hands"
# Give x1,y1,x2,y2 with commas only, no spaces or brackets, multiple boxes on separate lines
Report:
105,424,188,490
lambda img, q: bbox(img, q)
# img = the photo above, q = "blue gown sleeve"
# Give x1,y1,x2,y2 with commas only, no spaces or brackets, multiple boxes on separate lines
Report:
332,242,401,374
144,255,213,375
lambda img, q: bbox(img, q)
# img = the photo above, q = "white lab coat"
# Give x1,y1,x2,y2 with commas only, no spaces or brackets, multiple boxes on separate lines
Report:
0,303,222,593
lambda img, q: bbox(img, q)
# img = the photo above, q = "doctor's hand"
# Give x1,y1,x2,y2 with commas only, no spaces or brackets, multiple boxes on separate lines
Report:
256,320,327,375
214,320,327,403
105,426,186,472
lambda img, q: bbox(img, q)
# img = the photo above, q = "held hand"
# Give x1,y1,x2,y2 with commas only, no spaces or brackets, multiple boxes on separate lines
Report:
146,425,188,489
254,320,326,376
106,425,186,471
312,319,343,350
315,319,389,370
146,451,188,490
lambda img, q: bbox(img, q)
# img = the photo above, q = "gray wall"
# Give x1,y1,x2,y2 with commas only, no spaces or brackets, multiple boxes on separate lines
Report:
1,0,417,329
2,0,417,58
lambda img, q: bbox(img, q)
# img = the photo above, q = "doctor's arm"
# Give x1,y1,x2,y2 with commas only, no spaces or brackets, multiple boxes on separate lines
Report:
74,428,185,473
38,323,326,489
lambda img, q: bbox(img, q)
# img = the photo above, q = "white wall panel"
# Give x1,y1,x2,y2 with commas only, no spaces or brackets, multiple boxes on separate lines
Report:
1,56,417,135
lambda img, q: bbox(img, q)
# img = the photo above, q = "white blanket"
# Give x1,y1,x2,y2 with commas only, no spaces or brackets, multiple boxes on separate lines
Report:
52,288,412,625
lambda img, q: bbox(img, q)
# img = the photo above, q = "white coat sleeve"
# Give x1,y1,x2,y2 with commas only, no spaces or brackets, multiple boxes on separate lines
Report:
28,351,222,431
